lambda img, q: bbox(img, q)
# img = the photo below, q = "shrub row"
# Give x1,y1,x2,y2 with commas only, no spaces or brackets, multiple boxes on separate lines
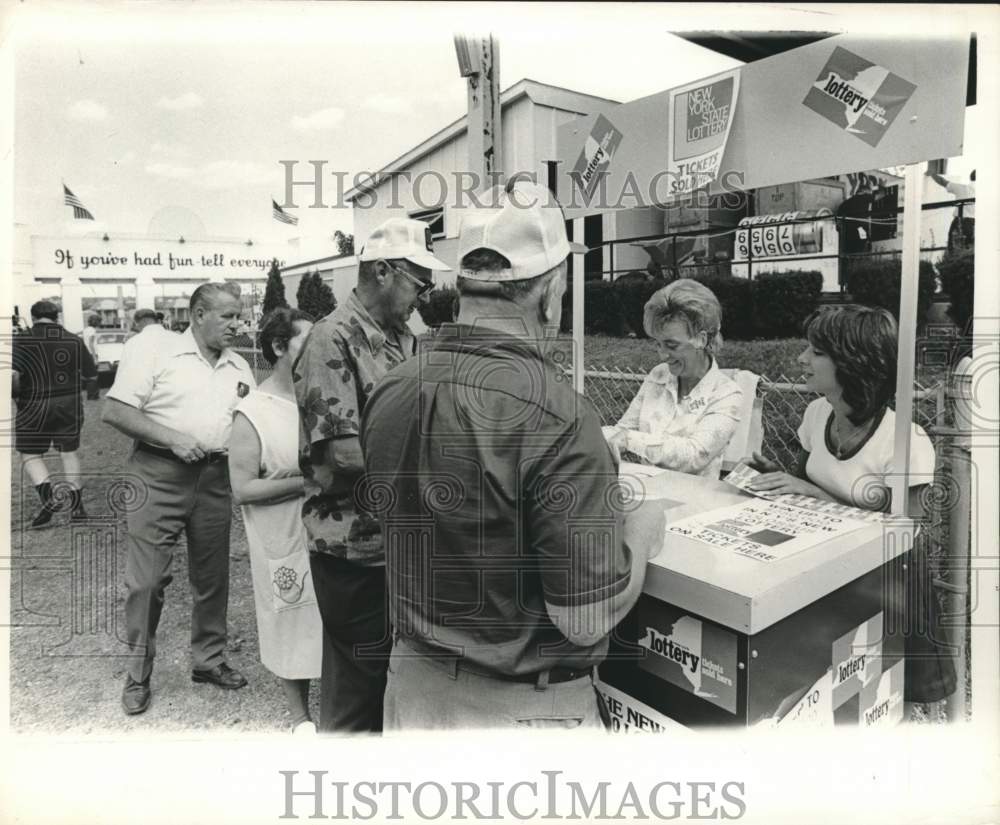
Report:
562,269,822,340
418,264,995,343
843,257,938,326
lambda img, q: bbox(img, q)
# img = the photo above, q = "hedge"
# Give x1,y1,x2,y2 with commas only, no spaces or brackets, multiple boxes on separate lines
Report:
936,248,974,334
613,271,669,338
751,270,824,338
690,272,755,341
561,279,626,336
417,286,459,328
844,257,937,324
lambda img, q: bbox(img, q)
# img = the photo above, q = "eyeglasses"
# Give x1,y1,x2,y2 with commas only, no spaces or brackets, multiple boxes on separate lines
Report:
383,260,435,298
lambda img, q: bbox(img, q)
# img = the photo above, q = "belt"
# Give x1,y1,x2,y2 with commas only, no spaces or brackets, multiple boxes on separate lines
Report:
136,441,228,464
399,638,595,691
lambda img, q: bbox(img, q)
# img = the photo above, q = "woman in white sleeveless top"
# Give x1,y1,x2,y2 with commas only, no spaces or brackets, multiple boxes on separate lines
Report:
229,308,321,733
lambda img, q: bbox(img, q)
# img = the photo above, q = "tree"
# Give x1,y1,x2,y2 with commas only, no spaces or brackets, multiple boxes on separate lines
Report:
333,230,355,257
262,258,289,315
296,271,337,319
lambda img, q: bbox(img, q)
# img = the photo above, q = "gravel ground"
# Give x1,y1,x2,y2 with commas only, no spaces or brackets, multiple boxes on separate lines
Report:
8,393,317,734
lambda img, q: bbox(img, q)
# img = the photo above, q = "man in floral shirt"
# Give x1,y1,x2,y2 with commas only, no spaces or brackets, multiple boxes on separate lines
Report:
293,218,450,732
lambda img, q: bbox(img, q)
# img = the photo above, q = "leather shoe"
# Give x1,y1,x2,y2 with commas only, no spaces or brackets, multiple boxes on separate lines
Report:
191,662,247,690
122,675,151,715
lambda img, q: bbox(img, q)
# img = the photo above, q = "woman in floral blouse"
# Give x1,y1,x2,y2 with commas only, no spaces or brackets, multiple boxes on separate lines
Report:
604,279,743,479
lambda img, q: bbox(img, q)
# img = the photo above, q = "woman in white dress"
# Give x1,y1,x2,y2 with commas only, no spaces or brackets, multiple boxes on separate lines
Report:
748,304,956,711
229,308,322,733
604,279,743,479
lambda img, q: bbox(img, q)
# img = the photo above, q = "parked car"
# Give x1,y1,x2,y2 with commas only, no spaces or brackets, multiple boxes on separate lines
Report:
93,330,128,383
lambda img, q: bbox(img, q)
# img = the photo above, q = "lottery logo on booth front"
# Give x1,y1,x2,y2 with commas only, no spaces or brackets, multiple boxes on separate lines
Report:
803,46,917,147
636,601,738,714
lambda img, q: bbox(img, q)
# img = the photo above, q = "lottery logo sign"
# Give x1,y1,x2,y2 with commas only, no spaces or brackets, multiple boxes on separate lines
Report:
571,114,623,199
667,69,741,197
803,46,917,147
831,612,884,708
636,600,738,714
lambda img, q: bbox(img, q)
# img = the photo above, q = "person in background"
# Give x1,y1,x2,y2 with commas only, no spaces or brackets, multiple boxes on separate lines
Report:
125,308,171,346
747,304,956,713
81,313,100,358
228,308,322,735
102,283,256,716
361,181,660,730
603,279,743,479
930,169,975,251
293,218,450,733
81,313,101,400
11,300,97,527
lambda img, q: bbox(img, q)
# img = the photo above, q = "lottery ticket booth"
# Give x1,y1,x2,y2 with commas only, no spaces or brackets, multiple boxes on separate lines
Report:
555,34,971,730
597,467,911,730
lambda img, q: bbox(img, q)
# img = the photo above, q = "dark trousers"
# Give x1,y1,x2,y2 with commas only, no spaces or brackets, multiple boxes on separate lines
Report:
123,450,232,683
309,553,391,733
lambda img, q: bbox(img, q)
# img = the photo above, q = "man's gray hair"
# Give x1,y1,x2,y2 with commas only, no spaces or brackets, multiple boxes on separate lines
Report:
189,282,238,314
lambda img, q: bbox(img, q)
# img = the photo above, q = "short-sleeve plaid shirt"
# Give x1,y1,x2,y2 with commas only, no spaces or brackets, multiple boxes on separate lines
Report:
293,290,415,564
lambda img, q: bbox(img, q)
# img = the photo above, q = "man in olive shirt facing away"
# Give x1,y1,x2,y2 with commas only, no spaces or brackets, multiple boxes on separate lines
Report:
361,181,661,730
293,218,450,732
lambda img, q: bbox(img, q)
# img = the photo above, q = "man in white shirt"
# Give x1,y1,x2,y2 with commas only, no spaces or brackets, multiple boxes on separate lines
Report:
102,283,256,716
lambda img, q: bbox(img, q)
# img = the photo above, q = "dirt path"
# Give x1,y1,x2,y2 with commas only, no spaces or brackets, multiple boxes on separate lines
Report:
8,395,316,734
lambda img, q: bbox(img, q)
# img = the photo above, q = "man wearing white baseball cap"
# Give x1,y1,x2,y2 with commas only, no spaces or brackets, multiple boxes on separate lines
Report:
293,217,450,733
361,181,659,730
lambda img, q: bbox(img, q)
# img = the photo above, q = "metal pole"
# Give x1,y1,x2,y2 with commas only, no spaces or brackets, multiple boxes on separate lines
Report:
889,162,925,515
572,217,585,395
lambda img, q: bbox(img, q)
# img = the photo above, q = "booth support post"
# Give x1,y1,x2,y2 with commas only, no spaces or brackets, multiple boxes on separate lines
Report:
572,217,586,395
890,162,925,515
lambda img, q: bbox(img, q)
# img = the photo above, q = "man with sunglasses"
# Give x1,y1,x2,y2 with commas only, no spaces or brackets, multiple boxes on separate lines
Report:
293,217,450,733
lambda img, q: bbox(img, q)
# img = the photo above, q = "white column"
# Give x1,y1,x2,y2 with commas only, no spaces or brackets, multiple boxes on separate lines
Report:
59,278,85,334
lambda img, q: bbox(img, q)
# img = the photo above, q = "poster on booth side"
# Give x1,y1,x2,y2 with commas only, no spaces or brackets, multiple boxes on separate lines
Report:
831,612,884,708
858,660,905,728
594,680,688,734
570,113,624,199
636,601,739,714
774,667,835,728
666,69,741,197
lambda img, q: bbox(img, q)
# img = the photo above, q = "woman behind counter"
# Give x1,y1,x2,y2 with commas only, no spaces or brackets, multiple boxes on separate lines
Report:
604,279,743,479
228,308,323,734
748,304,956,710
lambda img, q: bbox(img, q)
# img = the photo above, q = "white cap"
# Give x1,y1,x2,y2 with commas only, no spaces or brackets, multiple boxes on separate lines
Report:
358,217,452,270
458,181,587,281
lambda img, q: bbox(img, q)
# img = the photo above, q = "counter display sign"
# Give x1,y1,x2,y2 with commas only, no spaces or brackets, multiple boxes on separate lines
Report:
636,601,738,714
802,46,917,147
570,114,623,199
667,69,740,197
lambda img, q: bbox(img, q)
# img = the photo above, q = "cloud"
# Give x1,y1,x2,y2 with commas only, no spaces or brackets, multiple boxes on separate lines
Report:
145,159,274,190
150,141,190,158
68,99,108,121
197,160,274,190
291,106,345,132
145,162,194,180
156,92,205,111
362,94,413,115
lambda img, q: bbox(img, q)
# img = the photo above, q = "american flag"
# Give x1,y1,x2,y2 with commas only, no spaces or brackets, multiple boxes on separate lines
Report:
63,184,94,220
272,199,298,226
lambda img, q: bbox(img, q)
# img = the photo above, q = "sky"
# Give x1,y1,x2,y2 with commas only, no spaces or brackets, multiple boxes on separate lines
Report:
10,2,982,265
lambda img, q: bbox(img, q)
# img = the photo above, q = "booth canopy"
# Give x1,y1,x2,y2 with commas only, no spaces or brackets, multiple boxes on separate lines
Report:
557,34,969,218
